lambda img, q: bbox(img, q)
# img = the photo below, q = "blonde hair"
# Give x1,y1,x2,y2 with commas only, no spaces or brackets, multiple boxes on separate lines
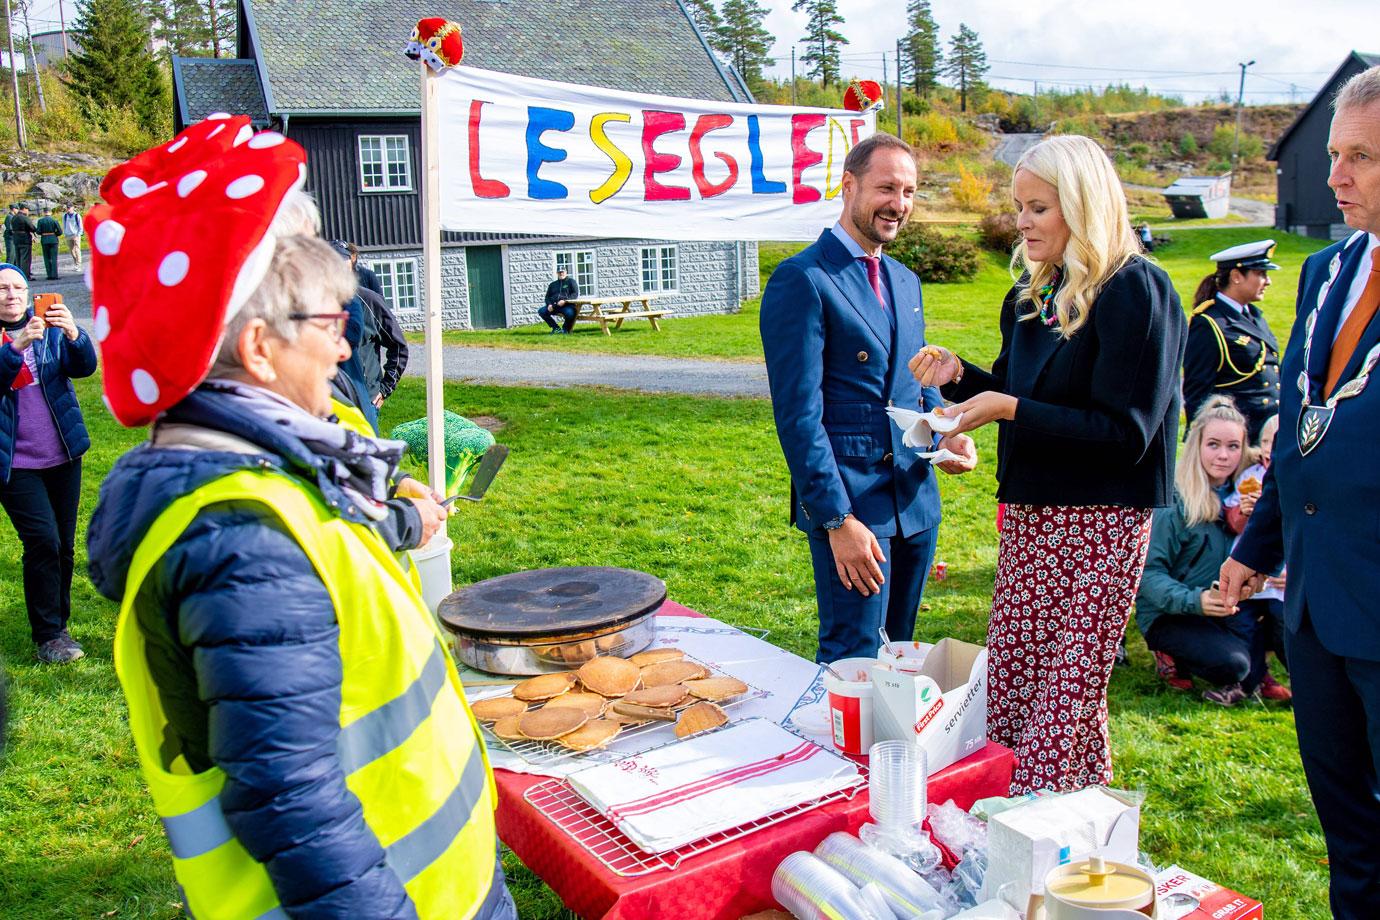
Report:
1177,396,1249,528
1010,135,1143,338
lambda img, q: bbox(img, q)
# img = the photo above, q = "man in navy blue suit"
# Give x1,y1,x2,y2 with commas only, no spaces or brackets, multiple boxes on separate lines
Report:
1222,65,1380,917
761,133,977,663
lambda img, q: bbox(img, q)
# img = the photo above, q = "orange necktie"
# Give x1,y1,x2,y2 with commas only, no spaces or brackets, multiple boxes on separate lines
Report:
1325,247,1380,397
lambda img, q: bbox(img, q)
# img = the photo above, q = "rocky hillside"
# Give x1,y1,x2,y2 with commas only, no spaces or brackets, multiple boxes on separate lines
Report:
0,150,116,211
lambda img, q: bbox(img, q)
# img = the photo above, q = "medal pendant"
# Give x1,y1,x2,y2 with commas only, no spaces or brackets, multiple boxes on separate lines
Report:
1298,405,1334,456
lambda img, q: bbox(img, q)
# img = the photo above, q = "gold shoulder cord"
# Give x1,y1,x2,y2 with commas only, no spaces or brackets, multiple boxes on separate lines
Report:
1196,307,1265,385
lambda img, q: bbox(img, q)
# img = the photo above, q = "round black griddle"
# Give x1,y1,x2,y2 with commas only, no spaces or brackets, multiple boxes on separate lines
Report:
438,566,667,639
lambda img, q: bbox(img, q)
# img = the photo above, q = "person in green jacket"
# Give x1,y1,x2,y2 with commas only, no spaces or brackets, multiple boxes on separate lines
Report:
1135,396,1271,706
35,208,62,280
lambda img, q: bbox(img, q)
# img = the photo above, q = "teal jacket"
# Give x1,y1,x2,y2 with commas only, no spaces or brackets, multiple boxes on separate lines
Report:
1134,492,1235,636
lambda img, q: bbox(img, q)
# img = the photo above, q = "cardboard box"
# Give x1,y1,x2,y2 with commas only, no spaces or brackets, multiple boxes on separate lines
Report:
870,637,988,775
980,786,1141,905
1154,865,1263,920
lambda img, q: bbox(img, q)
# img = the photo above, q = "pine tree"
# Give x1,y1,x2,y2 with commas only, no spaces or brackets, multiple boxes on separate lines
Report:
144,0,232,57
903,0,942,97
714,0,773,88
683,0,723,39
206,0,234,56
68,0,169,132
792,0,847,88
943,23,988,112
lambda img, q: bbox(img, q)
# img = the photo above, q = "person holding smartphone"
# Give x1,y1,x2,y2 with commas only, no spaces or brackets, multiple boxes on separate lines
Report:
0,267,98,663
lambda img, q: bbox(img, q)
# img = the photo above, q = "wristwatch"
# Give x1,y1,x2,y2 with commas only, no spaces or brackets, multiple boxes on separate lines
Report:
823,512,850,531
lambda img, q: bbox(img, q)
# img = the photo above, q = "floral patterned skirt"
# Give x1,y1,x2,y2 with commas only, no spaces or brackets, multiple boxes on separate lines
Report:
987,504,1153,794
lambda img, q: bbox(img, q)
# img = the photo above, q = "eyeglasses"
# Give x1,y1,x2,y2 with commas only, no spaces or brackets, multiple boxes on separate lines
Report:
288,311,350,341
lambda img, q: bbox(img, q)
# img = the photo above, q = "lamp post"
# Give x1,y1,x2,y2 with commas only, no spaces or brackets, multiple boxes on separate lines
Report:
1231,59,1254,175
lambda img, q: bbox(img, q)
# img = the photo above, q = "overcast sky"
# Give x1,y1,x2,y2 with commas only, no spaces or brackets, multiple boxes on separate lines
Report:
758,0,1376,105
15,0,1377,106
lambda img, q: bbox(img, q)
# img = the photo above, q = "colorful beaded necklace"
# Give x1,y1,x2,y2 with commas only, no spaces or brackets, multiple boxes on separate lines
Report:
1035,268,1064,327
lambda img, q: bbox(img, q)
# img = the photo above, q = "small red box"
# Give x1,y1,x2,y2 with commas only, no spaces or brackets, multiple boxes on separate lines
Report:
1154,865,1263,920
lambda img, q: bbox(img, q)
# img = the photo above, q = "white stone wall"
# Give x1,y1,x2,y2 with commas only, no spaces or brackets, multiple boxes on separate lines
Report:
364,239,758,331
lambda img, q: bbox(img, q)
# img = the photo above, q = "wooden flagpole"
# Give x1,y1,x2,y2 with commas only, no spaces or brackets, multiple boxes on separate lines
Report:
419,60,446,497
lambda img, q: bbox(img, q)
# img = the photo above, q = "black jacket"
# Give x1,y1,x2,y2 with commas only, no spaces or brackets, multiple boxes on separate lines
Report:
945,258,1187,508
1182,294,1280,433
545,276,579,306
359,287,408,399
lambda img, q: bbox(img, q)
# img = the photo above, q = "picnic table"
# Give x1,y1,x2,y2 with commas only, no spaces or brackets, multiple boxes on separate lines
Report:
569,295,671,335
487,600,1016,919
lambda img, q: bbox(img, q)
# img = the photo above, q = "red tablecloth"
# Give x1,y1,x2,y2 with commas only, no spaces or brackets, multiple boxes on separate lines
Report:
491,601,1015,919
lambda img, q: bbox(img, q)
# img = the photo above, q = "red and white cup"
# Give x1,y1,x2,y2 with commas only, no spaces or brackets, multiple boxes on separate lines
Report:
824,657,876,756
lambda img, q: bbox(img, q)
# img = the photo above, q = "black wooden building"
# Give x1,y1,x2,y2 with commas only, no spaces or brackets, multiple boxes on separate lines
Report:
1269,51,1380,240
170,0,759,330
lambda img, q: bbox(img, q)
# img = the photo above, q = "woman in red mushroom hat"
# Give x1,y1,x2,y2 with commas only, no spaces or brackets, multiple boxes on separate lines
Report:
85,115,516,920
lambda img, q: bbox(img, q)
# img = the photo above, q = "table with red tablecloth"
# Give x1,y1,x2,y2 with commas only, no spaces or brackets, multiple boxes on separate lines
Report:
488,601,1015,919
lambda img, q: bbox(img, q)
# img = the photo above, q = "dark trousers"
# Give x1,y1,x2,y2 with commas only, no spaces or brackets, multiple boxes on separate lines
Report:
1288,613,1380,918
0,459,82,644
539,304,576,332
1145,609,1266,691
3,236,12,265
1240,597,1288,670
40,238,59,279
12,241,31,280
807,525,937,663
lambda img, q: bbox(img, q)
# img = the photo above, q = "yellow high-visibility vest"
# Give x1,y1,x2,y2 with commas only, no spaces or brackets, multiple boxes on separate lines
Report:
113,469,497,919
331,397,376,438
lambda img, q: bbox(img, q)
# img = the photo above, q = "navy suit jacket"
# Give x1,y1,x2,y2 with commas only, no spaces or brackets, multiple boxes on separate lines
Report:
760,228,942,538
1234,231,1380,660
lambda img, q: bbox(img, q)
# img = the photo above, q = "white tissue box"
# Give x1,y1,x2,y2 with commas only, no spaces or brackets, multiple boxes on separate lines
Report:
980,786,1141,905
870,637,988,775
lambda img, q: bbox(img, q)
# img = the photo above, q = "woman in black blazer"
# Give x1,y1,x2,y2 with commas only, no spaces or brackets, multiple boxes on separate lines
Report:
910,135,1186,794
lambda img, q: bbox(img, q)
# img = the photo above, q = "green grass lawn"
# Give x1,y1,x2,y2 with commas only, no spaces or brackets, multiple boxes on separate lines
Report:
0,225,1336,919
416,228,1324,367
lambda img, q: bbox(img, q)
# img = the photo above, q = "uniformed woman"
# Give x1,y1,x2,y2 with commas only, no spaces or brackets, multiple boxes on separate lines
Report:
1183,240,1282,440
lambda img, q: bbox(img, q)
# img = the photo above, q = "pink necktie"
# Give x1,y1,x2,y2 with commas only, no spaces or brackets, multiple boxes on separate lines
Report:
860,256,886,311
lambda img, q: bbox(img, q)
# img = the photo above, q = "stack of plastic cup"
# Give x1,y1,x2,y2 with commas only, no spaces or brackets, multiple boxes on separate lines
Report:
770,851,893,920
815,832,952,919
859,740,943,872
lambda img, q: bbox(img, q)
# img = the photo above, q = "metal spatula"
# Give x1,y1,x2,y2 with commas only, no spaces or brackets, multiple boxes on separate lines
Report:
441,445,509,505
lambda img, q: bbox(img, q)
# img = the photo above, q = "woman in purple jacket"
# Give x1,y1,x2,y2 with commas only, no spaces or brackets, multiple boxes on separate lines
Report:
0,264,98,663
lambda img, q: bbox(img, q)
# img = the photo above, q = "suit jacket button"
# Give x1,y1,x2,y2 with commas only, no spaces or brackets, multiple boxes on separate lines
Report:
882,452,893,463
857,351,868,362
1304,502,1317,515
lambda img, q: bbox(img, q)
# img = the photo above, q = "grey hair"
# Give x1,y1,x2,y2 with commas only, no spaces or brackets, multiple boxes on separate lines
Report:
270,189,321,237
1334,65,1380,112
208,234,356,376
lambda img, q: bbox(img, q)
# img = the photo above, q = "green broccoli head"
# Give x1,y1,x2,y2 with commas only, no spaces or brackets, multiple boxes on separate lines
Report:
390,411,496,494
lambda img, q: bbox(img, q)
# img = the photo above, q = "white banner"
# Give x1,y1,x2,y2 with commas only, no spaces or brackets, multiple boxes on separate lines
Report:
435,66,876,241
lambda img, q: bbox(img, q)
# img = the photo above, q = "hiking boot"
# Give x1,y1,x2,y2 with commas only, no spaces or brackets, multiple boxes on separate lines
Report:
1259,672,1293,703
1203,682,1247,707
1114,637,1129,669
1153,651,1193,691
36,633,85,664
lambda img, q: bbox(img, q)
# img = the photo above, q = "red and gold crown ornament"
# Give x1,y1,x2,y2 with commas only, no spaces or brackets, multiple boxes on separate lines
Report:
87,114,308,426
843,79,885,113
404,17,464,72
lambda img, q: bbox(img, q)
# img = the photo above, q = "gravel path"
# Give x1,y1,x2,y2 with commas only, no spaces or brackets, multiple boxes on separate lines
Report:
406,345,770,398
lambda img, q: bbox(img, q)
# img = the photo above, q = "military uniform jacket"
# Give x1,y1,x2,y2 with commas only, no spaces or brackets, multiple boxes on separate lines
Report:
35,216,61,240
1182,295,1280,432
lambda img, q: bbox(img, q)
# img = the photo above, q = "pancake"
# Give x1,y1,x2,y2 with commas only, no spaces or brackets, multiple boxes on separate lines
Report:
577,656,642,697
623,684,690,708
675,701,728,738
512,671,577,702
470,696,528,722
629,647,685,668
541,692,609,718
639,659,708,687
518,707,588,740
491,714,525,741
683,677,749,703
557,719,622,751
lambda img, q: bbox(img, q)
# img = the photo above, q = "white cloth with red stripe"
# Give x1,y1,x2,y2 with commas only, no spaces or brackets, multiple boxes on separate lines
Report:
568,718,862,853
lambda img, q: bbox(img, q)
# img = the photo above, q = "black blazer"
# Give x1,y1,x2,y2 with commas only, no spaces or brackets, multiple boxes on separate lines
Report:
945,258,1187,508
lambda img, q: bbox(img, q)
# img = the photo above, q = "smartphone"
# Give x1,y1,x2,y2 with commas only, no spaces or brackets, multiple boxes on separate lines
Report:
33,292,62,320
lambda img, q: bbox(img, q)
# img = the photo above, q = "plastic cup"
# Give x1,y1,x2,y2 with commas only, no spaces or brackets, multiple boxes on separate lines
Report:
824,657,876,756
877,640,931,676
867,740,928,829
815,832,948,918
772,851,882,920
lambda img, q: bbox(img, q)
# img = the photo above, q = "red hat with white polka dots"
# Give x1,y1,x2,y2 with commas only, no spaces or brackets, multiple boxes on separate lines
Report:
85,113,307,426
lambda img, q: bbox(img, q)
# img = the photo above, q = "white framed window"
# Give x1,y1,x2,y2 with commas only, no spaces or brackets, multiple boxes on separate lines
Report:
371,259,419,312
357,135,412,191
553,250,596,298
639,245,678,293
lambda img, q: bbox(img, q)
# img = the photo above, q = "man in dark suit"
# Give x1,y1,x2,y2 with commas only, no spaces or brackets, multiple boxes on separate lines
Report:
1222,65,1380,919
1182,240,1282,439
9,205,35,280
761,133,977,663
